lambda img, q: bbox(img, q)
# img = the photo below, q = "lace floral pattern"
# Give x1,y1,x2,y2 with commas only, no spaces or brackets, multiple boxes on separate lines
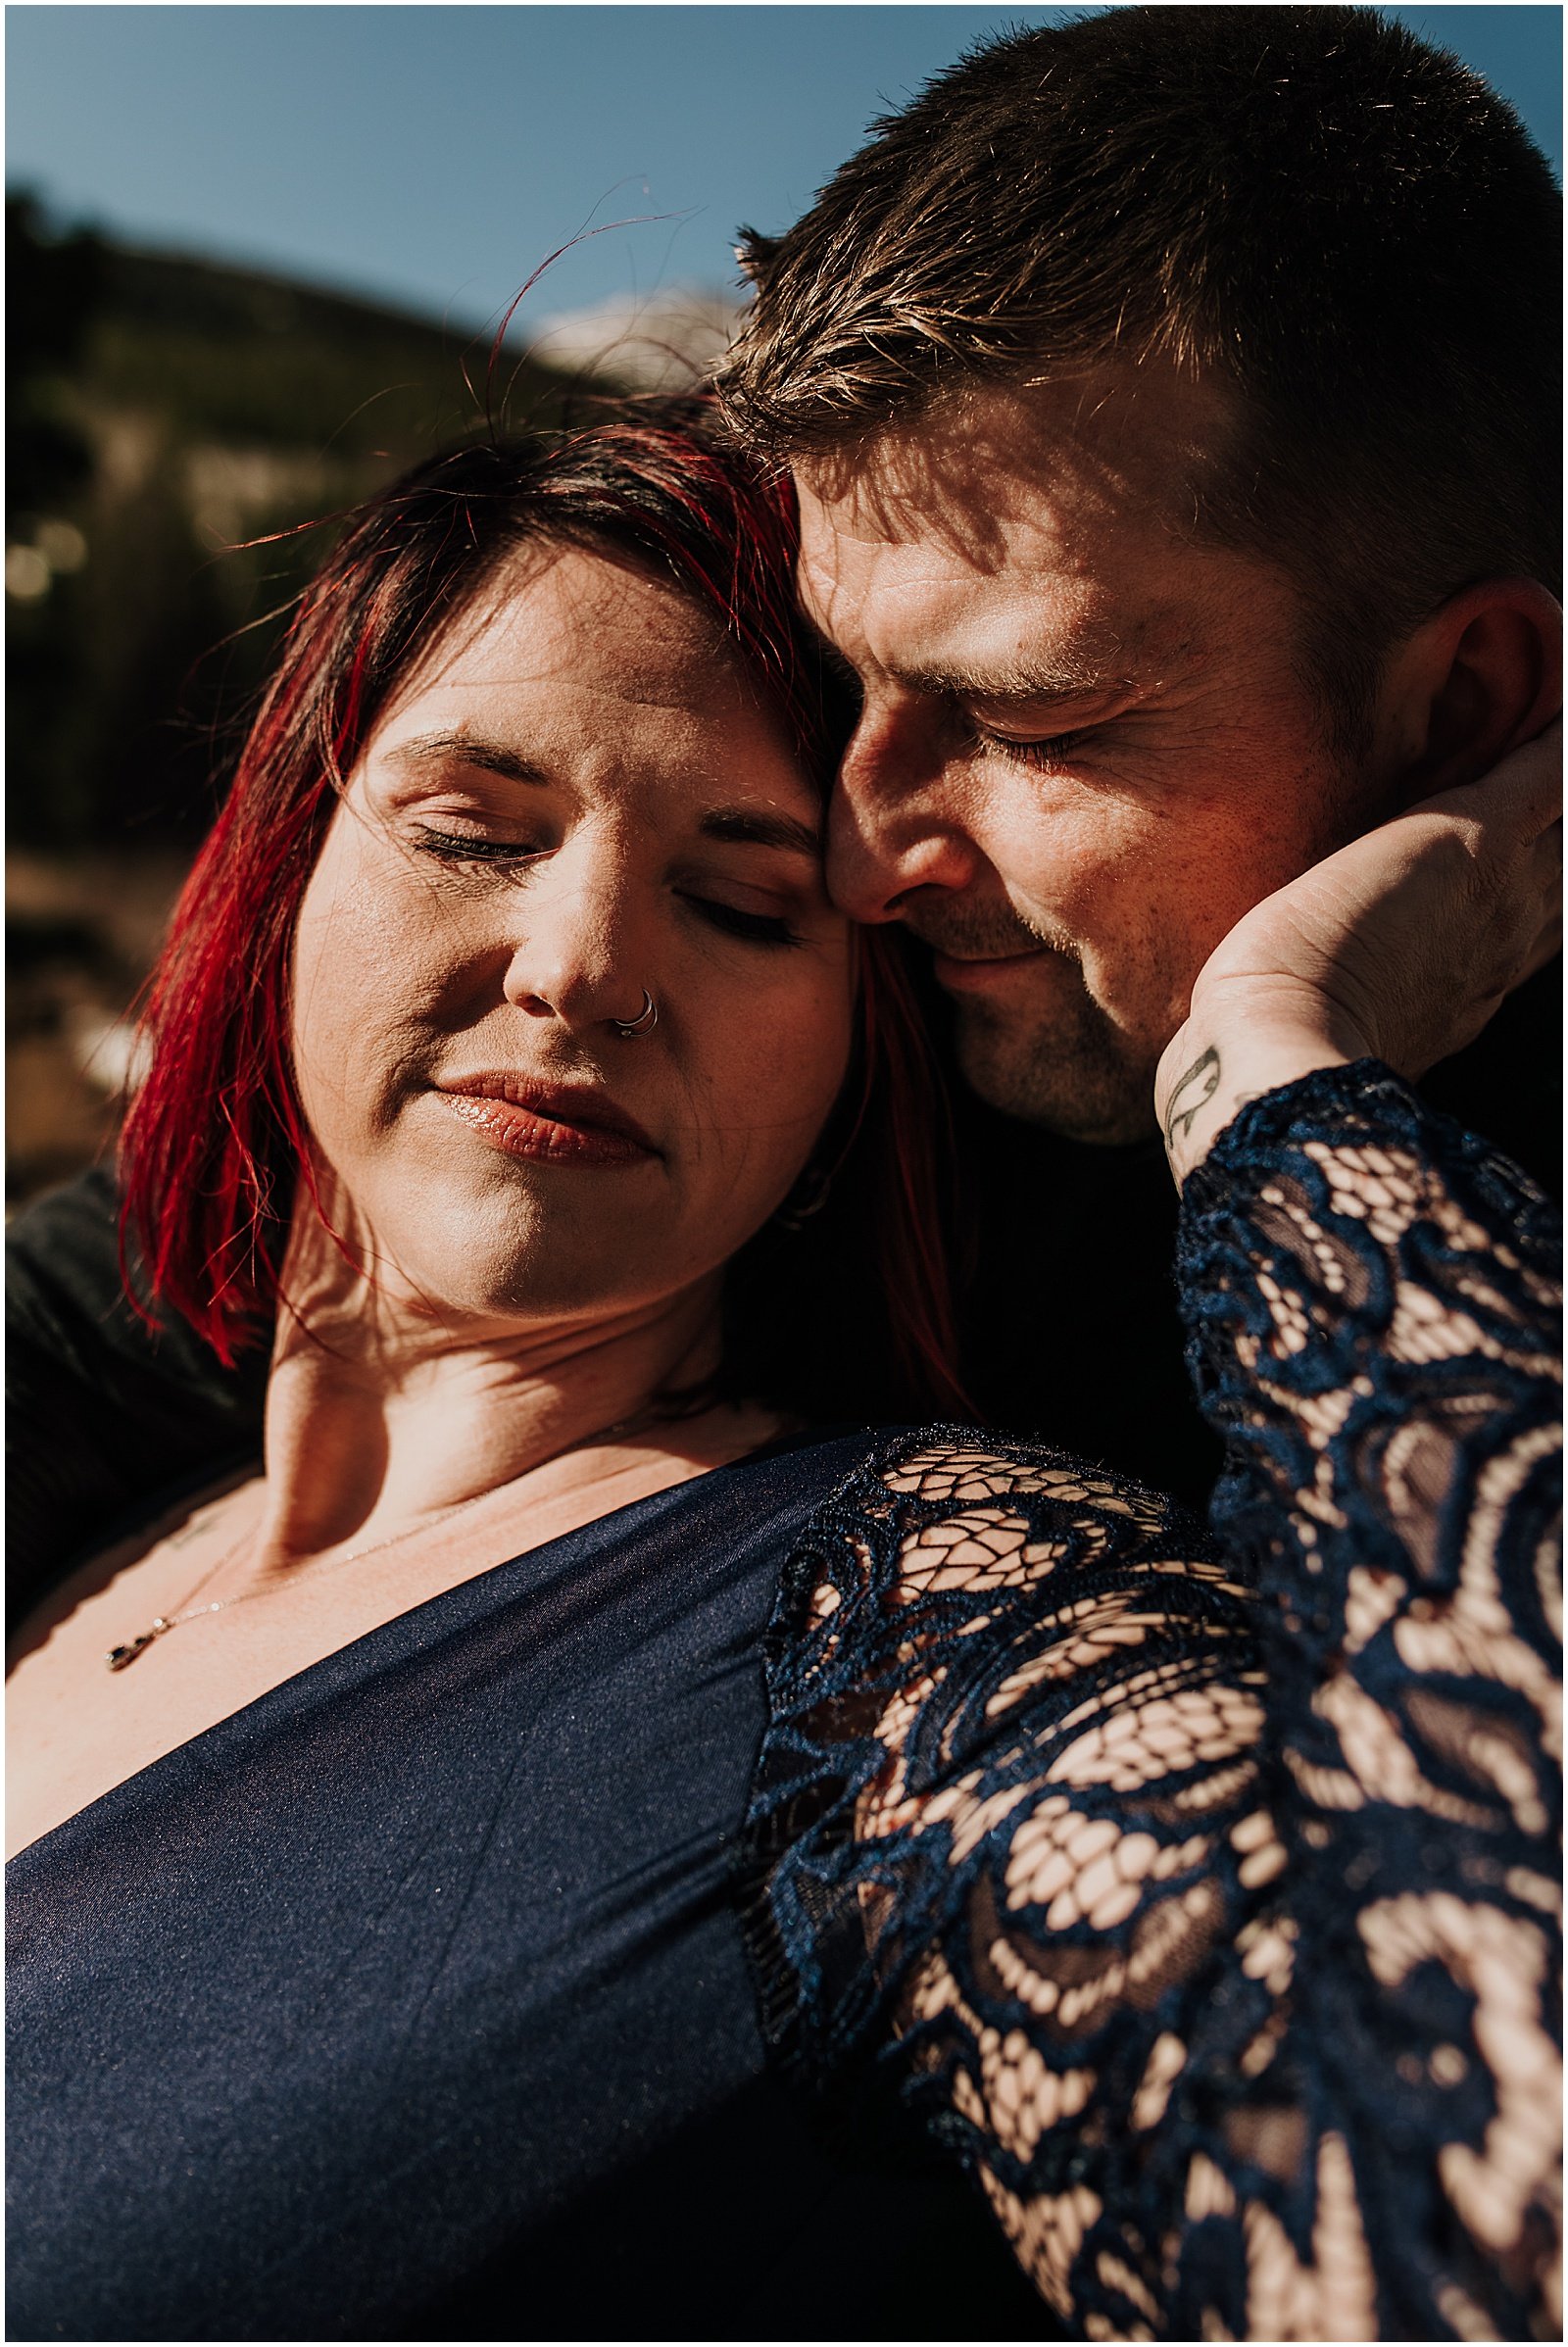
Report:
744,1064,1561,2339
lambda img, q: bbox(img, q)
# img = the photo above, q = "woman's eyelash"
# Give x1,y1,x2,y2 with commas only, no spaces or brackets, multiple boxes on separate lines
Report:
409,833,802,948
411,825,542,865
679,895,803,949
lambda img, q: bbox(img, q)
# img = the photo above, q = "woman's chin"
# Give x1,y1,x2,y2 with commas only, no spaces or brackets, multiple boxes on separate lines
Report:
305,1140,753,1340
353,1196,690,1337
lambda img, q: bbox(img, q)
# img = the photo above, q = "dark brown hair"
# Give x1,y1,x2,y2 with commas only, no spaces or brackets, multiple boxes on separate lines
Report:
723,5,1561,738
119,403,967,1420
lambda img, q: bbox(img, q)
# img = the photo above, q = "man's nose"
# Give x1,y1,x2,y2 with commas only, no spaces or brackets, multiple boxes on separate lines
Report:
825,703,980,923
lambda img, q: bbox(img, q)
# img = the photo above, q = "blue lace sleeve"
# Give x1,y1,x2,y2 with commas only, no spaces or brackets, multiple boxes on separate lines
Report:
743,1061,1561,2339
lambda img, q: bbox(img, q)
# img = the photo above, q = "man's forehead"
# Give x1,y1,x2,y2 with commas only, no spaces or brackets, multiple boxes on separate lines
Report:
795,364,1233,572
798,528,1128,691
793,367,1249,686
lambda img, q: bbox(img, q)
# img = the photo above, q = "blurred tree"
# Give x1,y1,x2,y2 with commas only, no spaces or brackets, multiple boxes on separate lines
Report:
9,194,114,842
8,192,105,513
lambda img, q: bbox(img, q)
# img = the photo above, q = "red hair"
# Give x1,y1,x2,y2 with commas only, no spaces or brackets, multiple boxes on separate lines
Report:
120,402,967,1417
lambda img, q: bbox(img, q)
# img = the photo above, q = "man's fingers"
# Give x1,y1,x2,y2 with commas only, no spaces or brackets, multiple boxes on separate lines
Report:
1412,720,1563,835
1527,819,1562,953
1523,909,1562,983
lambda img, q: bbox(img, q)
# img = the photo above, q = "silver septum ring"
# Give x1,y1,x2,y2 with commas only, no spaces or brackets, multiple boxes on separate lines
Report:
611,989,659,1039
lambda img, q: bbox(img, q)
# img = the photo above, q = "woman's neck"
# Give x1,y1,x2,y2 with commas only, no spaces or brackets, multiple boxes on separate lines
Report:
255,1235,727,1567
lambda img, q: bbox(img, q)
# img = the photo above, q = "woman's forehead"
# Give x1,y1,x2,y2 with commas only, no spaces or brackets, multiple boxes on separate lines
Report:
386,542,742,721
354,544,817,824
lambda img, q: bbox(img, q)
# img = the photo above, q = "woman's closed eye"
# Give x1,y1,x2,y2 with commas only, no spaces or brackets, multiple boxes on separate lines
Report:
411,824,806,948
410,823,547,869
677,892,804,949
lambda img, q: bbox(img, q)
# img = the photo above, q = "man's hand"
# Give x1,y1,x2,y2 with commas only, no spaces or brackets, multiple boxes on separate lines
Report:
1154,724,1563,1184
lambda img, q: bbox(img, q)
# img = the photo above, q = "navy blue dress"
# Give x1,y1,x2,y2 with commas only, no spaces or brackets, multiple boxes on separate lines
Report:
9,1432,1048,2339
9,1066,1562,2340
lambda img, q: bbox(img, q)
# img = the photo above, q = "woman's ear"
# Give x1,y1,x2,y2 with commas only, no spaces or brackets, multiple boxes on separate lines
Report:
1378,578,1562,807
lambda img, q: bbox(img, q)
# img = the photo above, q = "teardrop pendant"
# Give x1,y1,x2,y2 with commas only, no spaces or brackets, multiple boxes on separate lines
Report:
104,1621,170,1672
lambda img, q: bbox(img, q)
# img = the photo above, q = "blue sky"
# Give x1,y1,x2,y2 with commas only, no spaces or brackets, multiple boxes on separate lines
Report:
8,5,1562,333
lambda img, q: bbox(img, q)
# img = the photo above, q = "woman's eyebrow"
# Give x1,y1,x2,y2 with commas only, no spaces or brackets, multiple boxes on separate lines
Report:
384,731,551,786
381,738,820,855
699,808,822,856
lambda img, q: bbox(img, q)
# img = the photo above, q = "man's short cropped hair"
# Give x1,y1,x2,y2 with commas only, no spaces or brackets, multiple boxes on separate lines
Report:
722,6,1561,742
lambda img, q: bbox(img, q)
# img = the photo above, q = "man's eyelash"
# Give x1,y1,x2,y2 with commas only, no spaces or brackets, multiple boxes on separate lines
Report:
969,724,1091,768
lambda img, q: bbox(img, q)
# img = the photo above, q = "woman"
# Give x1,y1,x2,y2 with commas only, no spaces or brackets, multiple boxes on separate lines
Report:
8,410,1560,2342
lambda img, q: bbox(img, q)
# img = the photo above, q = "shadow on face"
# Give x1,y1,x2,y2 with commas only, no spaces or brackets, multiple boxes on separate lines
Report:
289,547,858,1333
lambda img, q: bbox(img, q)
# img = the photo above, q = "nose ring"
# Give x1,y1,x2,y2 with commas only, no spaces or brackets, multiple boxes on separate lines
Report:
611,989,658,1040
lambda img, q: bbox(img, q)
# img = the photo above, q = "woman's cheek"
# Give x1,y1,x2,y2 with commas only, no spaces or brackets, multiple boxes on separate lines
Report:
719,967,854,1178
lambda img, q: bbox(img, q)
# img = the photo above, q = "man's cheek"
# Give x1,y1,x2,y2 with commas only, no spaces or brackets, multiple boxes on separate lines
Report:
1064,878,1204,1040
991,815,1126,941
1013,815,1172,947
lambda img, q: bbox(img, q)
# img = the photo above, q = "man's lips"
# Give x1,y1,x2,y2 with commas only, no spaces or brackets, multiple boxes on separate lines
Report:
432,1075,660,1166
929,944,1053,992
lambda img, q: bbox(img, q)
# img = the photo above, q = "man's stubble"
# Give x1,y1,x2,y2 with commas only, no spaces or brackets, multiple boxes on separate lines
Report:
911,731,1371,1147
949,972,1160,1144
901,896,1166,1145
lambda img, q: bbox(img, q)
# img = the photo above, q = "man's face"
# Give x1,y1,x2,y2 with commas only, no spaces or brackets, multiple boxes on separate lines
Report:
796,369,1389,1141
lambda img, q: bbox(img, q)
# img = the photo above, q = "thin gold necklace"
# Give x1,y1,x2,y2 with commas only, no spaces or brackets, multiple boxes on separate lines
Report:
104,1407,656,1673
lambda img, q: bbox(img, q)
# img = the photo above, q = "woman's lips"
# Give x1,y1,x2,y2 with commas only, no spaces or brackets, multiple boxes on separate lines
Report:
433,1077,659,1166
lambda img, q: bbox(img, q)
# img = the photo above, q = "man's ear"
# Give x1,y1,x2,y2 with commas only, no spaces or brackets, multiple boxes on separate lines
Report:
1379,578,1562,807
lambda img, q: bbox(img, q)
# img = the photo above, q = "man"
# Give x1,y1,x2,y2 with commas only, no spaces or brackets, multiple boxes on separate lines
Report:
712,30,1560,2329
720,1,1561,1496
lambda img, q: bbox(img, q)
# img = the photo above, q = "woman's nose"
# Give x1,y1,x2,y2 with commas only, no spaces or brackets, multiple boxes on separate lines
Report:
499,863,652,1033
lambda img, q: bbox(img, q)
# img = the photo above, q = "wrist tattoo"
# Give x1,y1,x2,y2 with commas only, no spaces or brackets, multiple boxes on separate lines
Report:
1164,1044,1221,1146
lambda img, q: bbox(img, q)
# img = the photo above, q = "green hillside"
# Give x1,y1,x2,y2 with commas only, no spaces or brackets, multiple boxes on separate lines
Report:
7,196,597,848
81,239,567,454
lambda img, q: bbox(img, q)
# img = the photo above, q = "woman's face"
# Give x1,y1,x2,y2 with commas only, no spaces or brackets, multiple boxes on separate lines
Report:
289,545,856,1333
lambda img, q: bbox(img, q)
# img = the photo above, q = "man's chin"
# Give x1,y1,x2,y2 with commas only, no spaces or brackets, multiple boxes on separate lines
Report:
949,999,1160,1145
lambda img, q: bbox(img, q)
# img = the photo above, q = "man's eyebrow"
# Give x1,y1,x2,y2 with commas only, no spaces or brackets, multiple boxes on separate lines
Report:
797,618,1139,709
698,807,821,856
383,731,551,785
891,657,1137,706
